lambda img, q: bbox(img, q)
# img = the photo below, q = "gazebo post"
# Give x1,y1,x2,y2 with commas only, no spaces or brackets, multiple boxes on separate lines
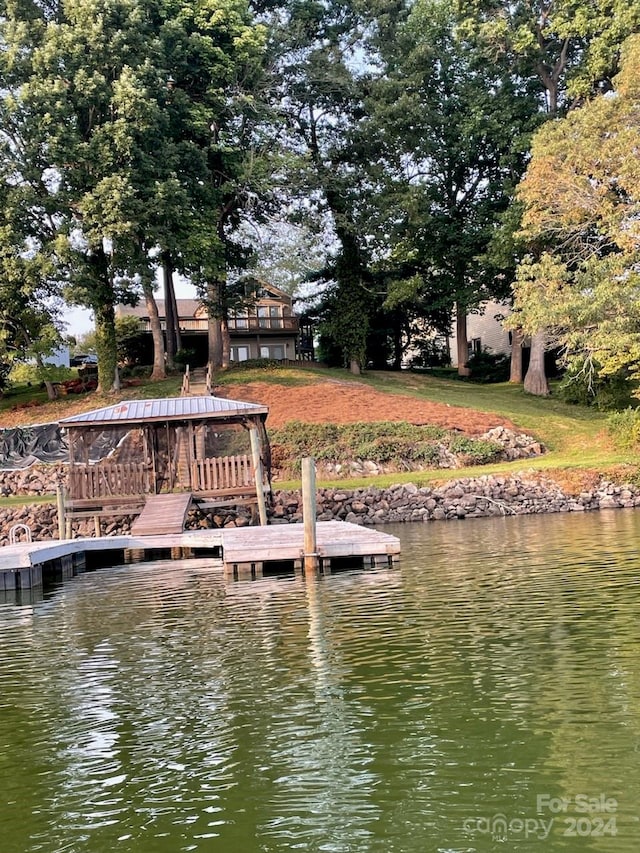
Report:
249,424,268,526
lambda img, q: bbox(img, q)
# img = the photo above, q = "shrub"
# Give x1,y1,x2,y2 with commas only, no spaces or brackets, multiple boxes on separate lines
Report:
269,420,503,471
607,408,640,450
174,349,197,369
447,435,503,464
557,362,636,411
466,348,511,383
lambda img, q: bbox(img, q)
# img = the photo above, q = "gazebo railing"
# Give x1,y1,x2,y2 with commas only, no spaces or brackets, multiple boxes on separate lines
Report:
68,462,151,501
190,454,255,493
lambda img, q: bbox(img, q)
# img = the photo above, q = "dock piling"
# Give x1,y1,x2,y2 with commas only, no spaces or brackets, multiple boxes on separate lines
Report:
302,457,319,573
56,484,66,540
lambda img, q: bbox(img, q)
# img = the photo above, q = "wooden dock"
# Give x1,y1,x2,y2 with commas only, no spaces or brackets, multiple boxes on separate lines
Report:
131,493,193,536
222,521,400,576
0,521,401,593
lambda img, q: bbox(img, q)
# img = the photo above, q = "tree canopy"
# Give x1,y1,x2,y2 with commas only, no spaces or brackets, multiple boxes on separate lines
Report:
512,35,640,386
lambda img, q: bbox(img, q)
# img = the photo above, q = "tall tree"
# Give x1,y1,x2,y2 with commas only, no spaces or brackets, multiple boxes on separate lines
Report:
511,35,640,389
264,0,399,374
463,0,640,392
369,0,538,376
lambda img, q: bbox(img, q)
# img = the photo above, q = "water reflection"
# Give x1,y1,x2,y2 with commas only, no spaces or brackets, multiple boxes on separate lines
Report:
1,510,640,851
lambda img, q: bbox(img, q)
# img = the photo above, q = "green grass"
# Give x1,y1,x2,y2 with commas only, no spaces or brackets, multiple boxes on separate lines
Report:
0,493,55,508
2,364,638,497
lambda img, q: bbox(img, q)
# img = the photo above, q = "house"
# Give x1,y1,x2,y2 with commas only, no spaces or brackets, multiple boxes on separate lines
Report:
117,280,314,365
448,300,512,366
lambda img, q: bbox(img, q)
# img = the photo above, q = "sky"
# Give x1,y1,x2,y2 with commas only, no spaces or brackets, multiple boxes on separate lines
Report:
64,278,200,338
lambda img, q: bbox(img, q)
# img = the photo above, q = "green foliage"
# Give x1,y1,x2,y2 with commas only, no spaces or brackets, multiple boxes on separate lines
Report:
115,315,147,365
9,363,75,386
174,349,197,370
270,419,501,470
557,362,637,411
466,349,511,383
447,435,503,464
405,337,451,369
607,408,640,449
227,358,283,372
512,35,640,392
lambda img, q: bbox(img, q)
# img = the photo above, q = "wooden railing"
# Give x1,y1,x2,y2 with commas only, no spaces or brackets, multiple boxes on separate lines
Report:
227,316,299,332
68,462,151,501
140,316,300,334
190,455,255,493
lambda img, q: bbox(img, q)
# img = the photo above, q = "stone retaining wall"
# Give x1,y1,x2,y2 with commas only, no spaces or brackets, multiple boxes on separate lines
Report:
2,472,640,546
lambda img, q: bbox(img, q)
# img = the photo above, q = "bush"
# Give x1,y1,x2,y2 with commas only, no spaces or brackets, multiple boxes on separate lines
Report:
557,362,636,411
447,435,503,464
174,349,197,369
120,364,152,379
270,420,502,471
466,349,511,383
607,408,640,450
228,358,282,371
405,336,451,369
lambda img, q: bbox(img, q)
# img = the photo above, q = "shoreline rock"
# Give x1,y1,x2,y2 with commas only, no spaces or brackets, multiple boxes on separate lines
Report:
2,466,640,544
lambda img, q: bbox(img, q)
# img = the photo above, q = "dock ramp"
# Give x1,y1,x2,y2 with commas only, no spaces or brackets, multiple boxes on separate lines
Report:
131,494,193,536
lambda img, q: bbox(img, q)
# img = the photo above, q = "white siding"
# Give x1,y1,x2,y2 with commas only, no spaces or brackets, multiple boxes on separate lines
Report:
449,301,511,366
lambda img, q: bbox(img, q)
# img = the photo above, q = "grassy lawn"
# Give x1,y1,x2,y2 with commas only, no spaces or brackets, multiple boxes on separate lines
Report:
0,364,637,499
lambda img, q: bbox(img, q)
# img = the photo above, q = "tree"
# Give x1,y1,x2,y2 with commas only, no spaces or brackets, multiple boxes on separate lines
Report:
1,0,268,392
369,0,538,376
511,35,640,389
263,0,399,374
463,0,640,392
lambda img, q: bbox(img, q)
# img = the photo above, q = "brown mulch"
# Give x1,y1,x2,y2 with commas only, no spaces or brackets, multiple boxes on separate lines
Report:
0,377,514,436
218,379,515,434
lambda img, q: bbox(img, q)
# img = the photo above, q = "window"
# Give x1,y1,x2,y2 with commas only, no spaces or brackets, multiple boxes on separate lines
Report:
230,346,250,362
468,338,482,357
260,345,285,360
232,310,248,329
257,306,282,328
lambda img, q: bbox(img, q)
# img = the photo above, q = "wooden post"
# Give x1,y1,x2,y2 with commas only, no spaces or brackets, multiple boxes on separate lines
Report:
56,483,66,540
302,456,319,572
249,426,268,526
94,515,101,538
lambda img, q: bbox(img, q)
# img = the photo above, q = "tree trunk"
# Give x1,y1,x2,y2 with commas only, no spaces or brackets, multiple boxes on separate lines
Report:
221,316,230,369
349,358,361,375
524,330,550,396
455,304,471,377
95,299,119,394
162,252,176,370
509,327,524,384
208,314,223,370
142,277,166,381
169,267,182,354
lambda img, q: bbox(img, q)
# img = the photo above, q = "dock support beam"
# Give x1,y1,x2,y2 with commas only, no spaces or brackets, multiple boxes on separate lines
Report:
302,456,319,573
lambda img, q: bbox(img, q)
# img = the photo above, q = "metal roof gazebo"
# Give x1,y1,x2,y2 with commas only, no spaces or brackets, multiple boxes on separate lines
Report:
58,395,271,532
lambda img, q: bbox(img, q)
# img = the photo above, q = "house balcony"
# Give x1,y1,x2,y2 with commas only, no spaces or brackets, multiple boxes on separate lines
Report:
142,316,300,335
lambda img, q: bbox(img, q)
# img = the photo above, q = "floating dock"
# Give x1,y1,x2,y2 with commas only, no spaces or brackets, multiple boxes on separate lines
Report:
0,521,401,591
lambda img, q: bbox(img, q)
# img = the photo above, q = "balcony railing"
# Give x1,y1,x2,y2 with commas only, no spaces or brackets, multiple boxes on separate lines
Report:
141,316,300,334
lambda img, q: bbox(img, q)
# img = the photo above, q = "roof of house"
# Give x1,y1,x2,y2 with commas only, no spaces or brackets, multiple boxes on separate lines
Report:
116,281,293,321
118,299,202,319
59,395,269,428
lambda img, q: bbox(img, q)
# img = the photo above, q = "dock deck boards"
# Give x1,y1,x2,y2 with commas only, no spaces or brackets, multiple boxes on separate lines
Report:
131,493,193,536
0,521,400,587
222,521,401,568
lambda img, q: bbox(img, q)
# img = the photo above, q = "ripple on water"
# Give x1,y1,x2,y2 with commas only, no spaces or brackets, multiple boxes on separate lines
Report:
1,511,640,852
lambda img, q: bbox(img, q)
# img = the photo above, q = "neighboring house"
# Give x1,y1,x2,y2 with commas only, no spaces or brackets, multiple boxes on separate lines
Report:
448,301,512,367
117,281,314,365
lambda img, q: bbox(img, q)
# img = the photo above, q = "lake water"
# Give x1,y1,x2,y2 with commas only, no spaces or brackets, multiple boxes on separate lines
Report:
1,510,639,852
